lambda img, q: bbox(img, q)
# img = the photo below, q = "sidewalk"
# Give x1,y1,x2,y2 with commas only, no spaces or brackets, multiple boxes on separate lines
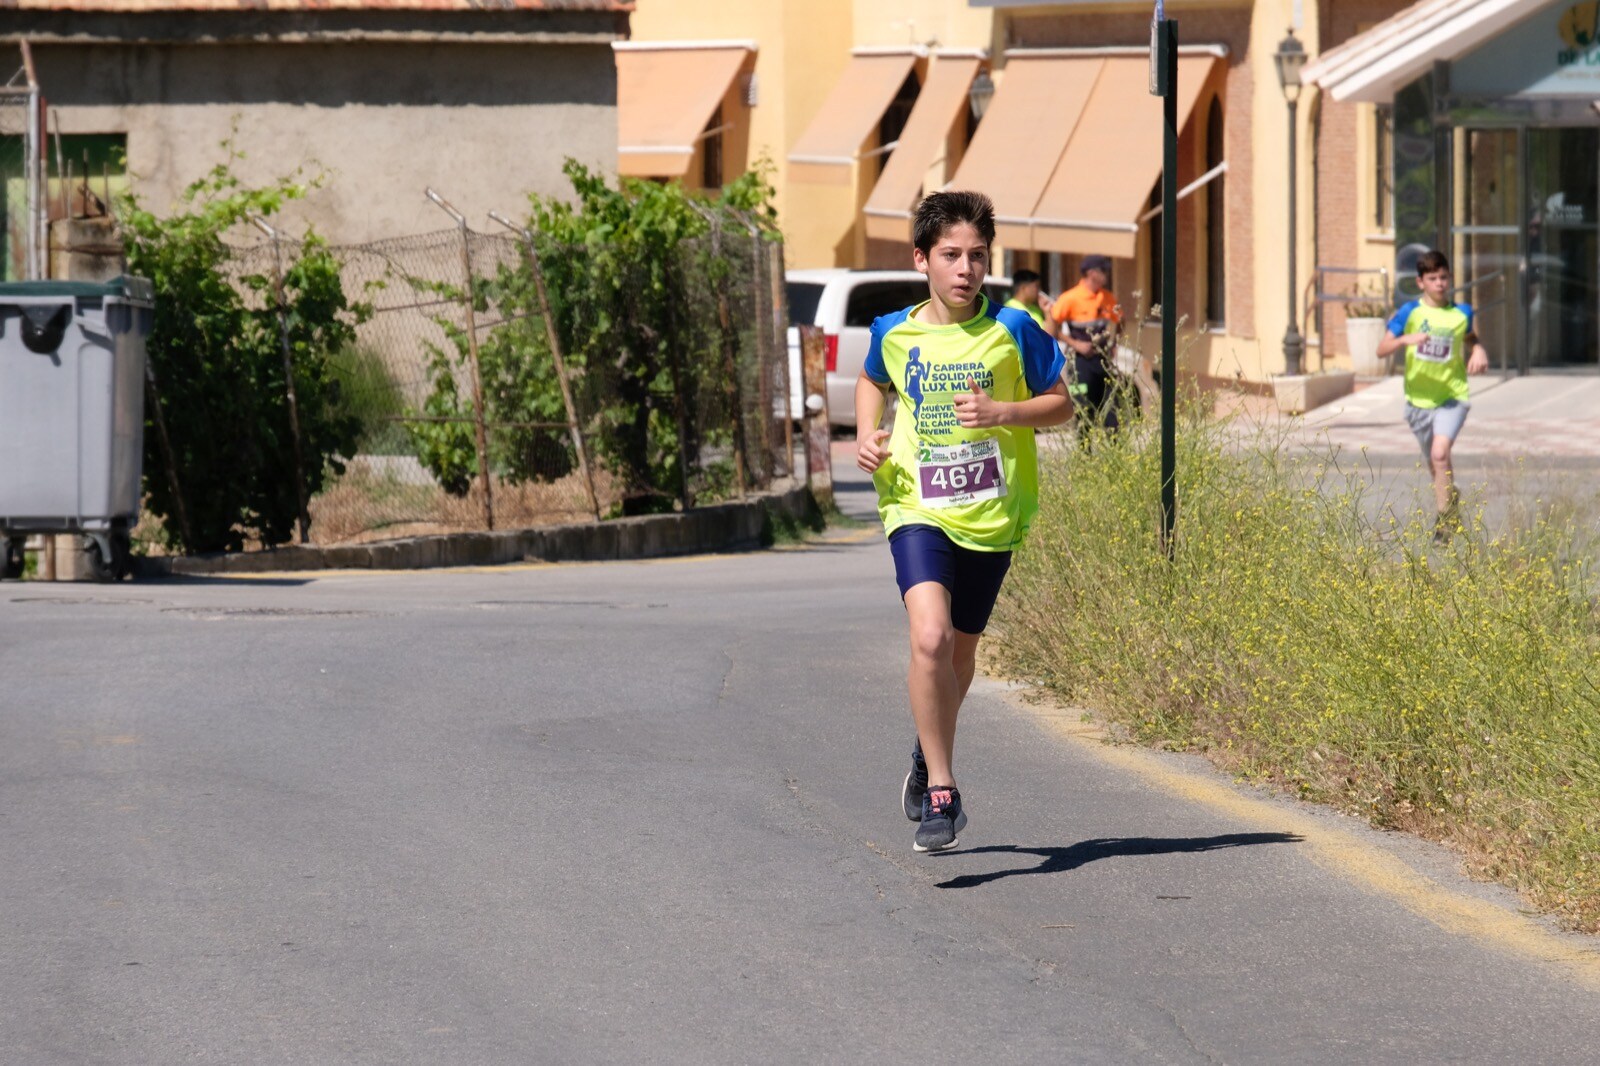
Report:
1298,374,1600,459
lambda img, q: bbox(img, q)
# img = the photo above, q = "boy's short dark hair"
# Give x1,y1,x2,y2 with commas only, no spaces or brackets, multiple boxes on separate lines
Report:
1011,268,1041,286
1416,249,1451,276
912,190,996,253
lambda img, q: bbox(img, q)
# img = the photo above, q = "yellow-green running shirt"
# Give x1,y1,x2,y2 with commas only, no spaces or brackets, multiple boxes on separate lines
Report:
1387,298,1475,408
863,294,1067,551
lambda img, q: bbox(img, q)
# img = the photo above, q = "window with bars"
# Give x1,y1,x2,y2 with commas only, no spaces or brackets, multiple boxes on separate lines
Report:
877,72,921,178
1205,95,1225,325
701,106,724,191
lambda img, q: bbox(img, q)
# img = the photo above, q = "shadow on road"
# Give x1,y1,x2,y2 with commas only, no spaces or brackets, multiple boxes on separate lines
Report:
932,832,1303,890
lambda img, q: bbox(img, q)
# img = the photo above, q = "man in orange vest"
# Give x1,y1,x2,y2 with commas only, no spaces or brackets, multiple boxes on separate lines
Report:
1049,254,1125,437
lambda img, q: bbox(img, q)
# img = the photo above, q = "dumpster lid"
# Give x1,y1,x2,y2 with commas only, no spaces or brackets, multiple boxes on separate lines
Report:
0,275,153,304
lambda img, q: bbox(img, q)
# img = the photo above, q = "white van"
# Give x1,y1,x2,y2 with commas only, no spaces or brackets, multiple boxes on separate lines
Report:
785,269,1014,427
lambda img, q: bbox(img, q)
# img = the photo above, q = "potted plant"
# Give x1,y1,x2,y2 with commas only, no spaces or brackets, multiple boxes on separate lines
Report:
1344,277,1393,378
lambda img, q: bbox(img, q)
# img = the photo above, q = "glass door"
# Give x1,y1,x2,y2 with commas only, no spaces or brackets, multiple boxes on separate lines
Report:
1526,128,1600,368
1455,128,1522,373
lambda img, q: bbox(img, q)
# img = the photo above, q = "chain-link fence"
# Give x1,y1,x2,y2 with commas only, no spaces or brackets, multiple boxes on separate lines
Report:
210,218,794,547
0,66,42,281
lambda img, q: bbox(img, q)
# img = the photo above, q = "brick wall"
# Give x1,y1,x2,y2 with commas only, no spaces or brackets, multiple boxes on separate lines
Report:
1315,0,1413,357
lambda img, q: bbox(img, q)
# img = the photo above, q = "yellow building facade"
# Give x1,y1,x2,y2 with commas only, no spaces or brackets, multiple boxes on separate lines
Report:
627,0,1419,385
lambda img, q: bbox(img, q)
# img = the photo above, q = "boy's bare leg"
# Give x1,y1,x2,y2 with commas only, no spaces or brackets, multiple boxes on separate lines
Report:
904,582,962,788
953,630,982,703
1430,435,1459,518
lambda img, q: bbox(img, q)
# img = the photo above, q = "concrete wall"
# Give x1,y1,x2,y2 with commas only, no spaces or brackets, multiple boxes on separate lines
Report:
36,40,618,243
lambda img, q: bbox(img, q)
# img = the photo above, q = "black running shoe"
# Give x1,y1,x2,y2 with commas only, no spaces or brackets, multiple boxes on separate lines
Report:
902,740,929,821
913,785,967,852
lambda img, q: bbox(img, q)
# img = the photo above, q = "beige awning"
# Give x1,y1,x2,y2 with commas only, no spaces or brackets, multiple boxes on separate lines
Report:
863,53,984,242
944,54,1102,250
788,50,921,185
613,42,755,178
1028,54,1219,258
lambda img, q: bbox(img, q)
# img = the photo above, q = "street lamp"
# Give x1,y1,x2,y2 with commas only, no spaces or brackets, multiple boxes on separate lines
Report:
1275,29,1307,376
968,69,995,121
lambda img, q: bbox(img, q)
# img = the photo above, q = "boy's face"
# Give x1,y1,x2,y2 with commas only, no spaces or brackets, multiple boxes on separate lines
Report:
914,222,989,311
1082,267,1108,292
1014,280,1040,304
1419,267,1451,303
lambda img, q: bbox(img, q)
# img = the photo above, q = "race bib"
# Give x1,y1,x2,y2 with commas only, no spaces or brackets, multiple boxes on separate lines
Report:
917,438,1006,509
1416,329,1454,363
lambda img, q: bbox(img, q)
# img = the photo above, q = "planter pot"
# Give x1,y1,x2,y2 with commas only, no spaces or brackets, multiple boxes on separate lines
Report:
1345,316,1390,377
1273,370,1355,415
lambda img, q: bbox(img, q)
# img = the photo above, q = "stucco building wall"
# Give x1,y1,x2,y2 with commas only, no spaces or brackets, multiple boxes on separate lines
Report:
36,39,619,243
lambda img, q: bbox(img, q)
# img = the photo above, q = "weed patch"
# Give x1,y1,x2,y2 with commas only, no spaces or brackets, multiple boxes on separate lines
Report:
990,414,1600,929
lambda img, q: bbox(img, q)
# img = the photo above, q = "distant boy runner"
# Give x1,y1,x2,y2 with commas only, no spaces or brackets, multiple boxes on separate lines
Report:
855,191,1071,852
1376,250,1490,542
1004,268,1058,338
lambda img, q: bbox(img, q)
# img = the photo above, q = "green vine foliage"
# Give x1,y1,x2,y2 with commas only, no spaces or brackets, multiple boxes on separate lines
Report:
121,149,368,552
405,267,579,494
530,159,778,512
409,159,779,513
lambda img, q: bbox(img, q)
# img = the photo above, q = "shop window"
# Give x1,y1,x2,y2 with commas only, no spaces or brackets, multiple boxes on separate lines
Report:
1374,104,1394,231
877,72,920,177
1205,96,1226,325
702,106,724,191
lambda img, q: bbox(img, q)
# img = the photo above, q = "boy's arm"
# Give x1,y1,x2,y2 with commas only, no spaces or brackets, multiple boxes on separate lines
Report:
854,373,892,473
954,377,1072,429
1466,330,1490,374
1376,329,1422,358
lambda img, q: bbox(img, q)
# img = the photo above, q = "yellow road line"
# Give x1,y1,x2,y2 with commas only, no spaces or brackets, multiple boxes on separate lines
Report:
1001,687,1600,990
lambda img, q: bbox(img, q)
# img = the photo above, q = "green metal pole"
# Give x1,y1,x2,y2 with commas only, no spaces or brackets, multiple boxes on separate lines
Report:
1159,17,1179,557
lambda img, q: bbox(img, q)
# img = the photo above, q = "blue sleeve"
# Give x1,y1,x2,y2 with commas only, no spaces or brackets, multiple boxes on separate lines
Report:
1460,302,1474,330
997,307,1067,396
1387,301,1416,337
863,309,911,384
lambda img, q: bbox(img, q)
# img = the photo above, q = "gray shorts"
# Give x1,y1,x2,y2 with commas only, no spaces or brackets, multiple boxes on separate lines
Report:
1404,400,1469,459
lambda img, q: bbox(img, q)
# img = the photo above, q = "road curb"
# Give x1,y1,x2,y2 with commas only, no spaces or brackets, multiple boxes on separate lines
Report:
133,485,822,577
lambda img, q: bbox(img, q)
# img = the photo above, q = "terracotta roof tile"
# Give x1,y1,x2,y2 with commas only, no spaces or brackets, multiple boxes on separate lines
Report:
4,0,631,10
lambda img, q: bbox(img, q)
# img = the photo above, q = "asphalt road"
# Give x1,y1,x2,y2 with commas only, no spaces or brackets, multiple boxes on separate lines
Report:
6,467,1600,1062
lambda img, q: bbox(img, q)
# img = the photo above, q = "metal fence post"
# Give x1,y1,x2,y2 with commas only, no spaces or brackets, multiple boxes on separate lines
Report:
251,216,311,544
797,324,833,511
768,238,794,477
663,275,695,513
489,210,603,522
705,212,749,498
427,188,494,531
143,360,194,550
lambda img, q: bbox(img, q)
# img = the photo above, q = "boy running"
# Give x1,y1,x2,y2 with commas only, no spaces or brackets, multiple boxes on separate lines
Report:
1004,268,1058,338
855,191,1071,852
1376,250,1489,542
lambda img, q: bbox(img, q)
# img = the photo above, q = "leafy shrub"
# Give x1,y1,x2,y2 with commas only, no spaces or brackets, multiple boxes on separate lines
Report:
121,149,367,552
328,343,409,456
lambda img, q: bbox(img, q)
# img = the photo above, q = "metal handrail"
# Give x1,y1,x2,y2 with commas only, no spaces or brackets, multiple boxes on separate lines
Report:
1305,265,1390,366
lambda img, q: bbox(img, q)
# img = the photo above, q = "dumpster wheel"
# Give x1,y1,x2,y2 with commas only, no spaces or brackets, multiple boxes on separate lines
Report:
88,529,132,582
2,538,23,580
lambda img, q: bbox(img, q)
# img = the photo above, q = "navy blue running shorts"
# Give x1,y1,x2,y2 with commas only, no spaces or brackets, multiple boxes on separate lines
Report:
887,523,1013,635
